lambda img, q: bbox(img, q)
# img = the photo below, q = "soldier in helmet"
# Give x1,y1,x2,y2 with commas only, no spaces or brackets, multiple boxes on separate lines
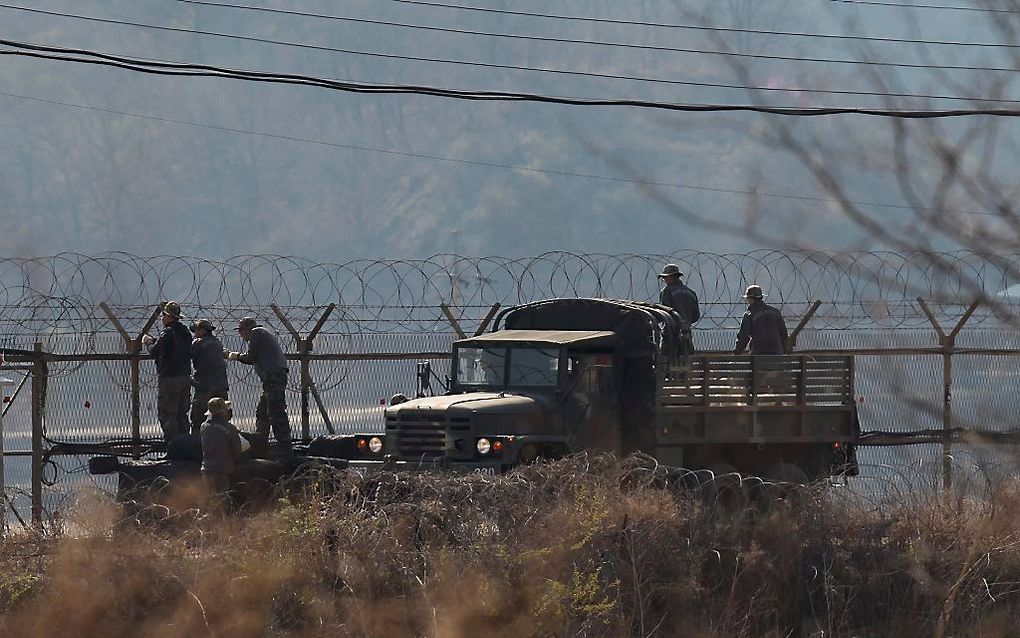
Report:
224,317,292,452
200,396,244,496
657,263,700,353
141,301,192,441
734,285,789,355
189,319,229,435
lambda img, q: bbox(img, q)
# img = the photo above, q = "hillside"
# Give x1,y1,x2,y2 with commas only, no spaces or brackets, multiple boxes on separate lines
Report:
2,1,1006,260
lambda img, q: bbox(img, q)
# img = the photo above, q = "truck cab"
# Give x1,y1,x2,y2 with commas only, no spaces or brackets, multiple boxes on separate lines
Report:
376,298,686,471
382,329,622,470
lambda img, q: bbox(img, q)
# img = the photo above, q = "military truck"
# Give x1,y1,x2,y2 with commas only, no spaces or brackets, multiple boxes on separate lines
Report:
370,298,860,487
89,297,859,505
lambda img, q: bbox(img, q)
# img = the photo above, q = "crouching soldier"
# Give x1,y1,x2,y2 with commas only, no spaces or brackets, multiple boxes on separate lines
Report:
200,397,245,496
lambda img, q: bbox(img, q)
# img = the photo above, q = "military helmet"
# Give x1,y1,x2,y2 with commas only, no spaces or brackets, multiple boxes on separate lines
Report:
205,396,232,416
657,263,683,278
161,301,183,319
237,316,259,331
744,285,765,299
190,319,215,333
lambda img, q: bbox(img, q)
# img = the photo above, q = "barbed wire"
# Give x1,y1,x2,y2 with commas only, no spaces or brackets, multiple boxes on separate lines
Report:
0,251,1018,349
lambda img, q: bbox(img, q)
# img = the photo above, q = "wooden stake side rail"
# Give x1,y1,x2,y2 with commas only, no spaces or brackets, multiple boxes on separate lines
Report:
657,354,854,409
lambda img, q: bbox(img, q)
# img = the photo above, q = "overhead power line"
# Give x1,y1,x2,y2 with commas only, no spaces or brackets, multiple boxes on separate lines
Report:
3,3,1020,77
169,0,1020,51
4,37,1020,118
830,0,1020,13
0,3,906,98
0,87,1001,218
2,4,1018,106
390,0,1020,24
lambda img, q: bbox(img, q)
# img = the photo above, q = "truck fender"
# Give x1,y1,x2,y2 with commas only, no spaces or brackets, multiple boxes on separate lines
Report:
508,435,572,464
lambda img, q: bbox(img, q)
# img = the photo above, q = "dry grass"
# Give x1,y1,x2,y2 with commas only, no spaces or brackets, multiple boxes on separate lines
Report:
3,454,1020,637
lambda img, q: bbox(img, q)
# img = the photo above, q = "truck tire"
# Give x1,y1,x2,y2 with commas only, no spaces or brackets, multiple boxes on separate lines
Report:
752,462,810,510
700,463,750,512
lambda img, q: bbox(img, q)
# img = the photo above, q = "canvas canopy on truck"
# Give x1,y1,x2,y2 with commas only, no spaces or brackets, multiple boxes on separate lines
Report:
494,298,684,360
453,329,618,350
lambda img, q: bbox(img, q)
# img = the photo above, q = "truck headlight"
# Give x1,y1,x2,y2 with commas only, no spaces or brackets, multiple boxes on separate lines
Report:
368,437,383,454
476,438,492,455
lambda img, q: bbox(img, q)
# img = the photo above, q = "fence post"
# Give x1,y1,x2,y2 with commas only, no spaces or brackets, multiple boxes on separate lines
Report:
916,297,981,492
271,303,336,440
440,303,467,339
787,300,822,352
473,303,502,336
0,373,13,534
30,341,44,526
101,302,161,457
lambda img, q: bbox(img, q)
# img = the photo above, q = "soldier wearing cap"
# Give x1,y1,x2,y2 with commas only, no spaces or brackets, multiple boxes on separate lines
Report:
657,263,700,353
224,317,292,451
189,319,229,435
657,263,701,326
200,396,245,495
141,301,192,441
734,285,790,355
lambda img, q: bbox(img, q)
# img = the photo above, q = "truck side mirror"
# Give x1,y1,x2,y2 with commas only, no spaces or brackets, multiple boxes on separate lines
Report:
416,361,432,397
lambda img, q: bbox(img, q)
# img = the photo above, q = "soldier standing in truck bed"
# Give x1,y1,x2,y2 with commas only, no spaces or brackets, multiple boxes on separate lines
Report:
657,263,700,354
733,285,789,355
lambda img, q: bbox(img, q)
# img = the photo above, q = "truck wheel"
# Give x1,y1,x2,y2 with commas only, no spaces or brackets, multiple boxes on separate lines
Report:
753,462,810,510
700,463,750,512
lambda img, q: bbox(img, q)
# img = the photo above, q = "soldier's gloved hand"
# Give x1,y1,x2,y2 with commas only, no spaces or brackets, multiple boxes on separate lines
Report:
141,334,155,346
224,350,239,361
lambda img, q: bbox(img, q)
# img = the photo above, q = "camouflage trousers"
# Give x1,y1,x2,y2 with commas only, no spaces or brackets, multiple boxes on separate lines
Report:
191,387,229,435
157,375,192,441
255,369,292,450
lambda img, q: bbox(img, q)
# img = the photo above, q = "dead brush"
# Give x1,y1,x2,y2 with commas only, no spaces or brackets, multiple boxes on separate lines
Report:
5,454,1020,636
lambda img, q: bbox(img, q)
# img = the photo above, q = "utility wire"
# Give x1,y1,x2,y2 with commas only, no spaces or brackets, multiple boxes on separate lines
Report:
830,0,1020,13
168,0,1020,51
3,3,1019,106
393,0,1020,20
0,2,831,94
4,38,1020,118
2,3,947,102
0,87,1002,217
3,3,1020,76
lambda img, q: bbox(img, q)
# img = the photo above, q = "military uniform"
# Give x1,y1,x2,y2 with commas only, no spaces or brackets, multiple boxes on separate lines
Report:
147,302,192,441
227,319,292,450
657,264,700,355
659,280,701,326
200,398,244,498
734,300,789,355
189,322,229,435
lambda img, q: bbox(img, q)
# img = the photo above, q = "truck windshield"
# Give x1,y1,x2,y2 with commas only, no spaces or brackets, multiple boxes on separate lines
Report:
456,345,561,389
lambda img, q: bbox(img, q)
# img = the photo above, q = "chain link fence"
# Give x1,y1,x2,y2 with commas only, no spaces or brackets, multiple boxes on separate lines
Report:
3,251,1020,527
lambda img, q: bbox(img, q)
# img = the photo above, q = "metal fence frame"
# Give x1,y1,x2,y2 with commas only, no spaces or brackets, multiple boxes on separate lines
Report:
2,296,1018,527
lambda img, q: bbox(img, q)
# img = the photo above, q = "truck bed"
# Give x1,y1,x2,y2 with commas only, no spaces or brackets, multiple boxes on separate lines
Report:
655,354,857,444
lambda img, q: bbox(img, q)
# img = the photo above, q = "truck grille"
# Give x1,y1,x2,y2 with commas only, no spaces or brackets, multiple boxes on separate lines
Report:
392,410,446,457
387,410,472,458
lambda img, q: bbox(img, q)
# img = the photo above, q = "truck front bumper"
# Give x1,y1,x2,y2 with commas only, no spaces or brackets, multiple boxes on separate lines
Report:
346,457,507,474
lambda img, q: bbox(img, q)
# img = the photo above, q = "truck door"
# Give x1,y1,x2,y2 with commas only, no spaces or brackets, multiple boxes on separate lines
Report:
568,353,621,454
